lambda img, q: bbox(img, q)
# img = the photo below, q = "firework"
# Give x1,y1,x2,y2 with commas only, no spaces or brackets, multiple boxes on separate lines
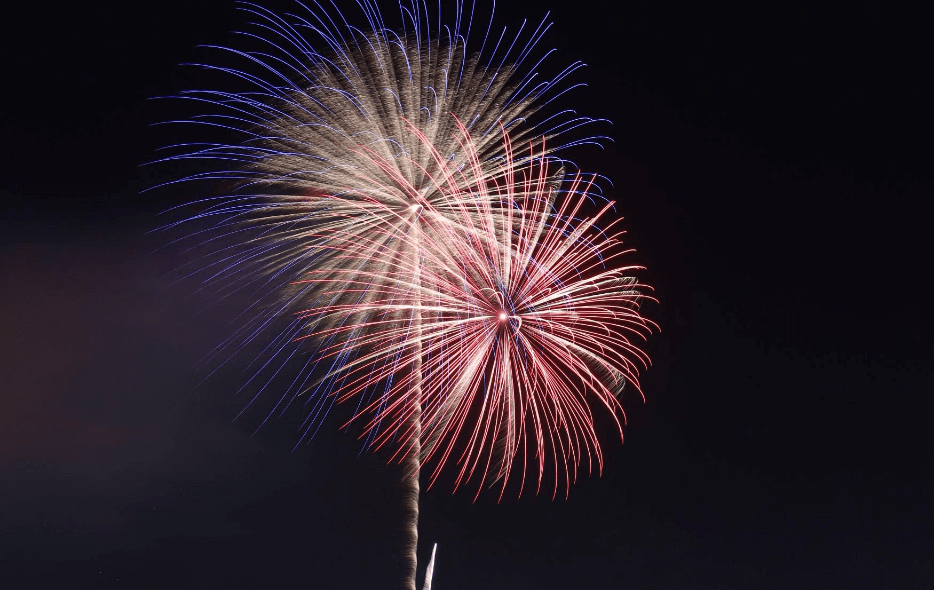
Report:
422,543,437,590
156,2,627,587
289,122,655,500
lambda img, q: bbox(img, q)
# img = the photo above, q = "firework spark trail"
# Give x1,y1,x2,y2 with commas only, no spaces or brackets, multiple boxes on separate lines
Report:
398,217,422,590
291,123,656,500
422,543,437,590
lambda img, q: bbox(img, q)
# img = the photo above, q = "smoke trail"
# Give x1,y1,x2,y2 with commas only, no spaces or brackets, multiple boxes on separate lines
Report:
397,220,423,590
398,407,420,590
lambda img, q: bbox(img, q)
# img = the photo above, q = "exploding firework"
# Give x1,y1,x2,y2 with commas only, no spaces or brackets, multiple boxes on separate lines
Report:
156,2,631,587
288,121,655,500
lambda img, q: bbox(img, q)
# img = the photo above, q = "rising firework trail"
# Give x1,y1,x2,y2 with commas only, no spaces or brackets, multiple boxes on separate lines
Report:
154,1,619,588
422,543,437,590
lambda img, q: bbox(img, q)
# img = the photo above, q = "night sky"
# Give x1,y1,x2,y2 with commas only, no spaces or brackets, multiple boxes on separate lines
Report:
1,1,931,588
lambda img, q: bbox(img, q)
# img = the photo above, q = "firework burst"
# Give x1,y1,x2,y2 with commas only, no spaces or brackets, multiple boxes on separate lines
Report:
156,2,636,587
288,121,656,499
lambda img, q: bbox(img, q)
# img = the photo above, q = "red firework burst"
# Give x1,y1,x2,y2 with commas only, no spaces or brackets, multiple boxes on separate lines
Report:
290,119,656,499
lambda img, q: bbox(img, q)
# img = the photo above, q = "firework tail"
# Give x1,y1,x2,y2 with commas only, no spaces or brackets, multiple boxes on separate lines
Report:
397,216,422,590
422,543,437,590
398,400,421,590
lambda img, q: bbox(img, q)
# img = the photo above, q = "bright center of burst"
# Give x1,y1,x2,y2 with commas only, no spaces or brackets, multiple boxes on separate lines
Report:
498,312,507,321
410,204,421,213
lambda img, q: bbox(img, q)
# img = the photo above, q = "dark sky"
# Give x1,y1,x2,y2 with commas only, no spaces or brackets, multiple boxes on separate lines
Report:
1,1,931,588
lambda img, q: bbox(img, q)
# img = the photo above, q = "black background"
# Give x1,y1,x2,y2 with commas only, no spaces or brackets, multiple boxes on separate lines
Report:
1,1,931,588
